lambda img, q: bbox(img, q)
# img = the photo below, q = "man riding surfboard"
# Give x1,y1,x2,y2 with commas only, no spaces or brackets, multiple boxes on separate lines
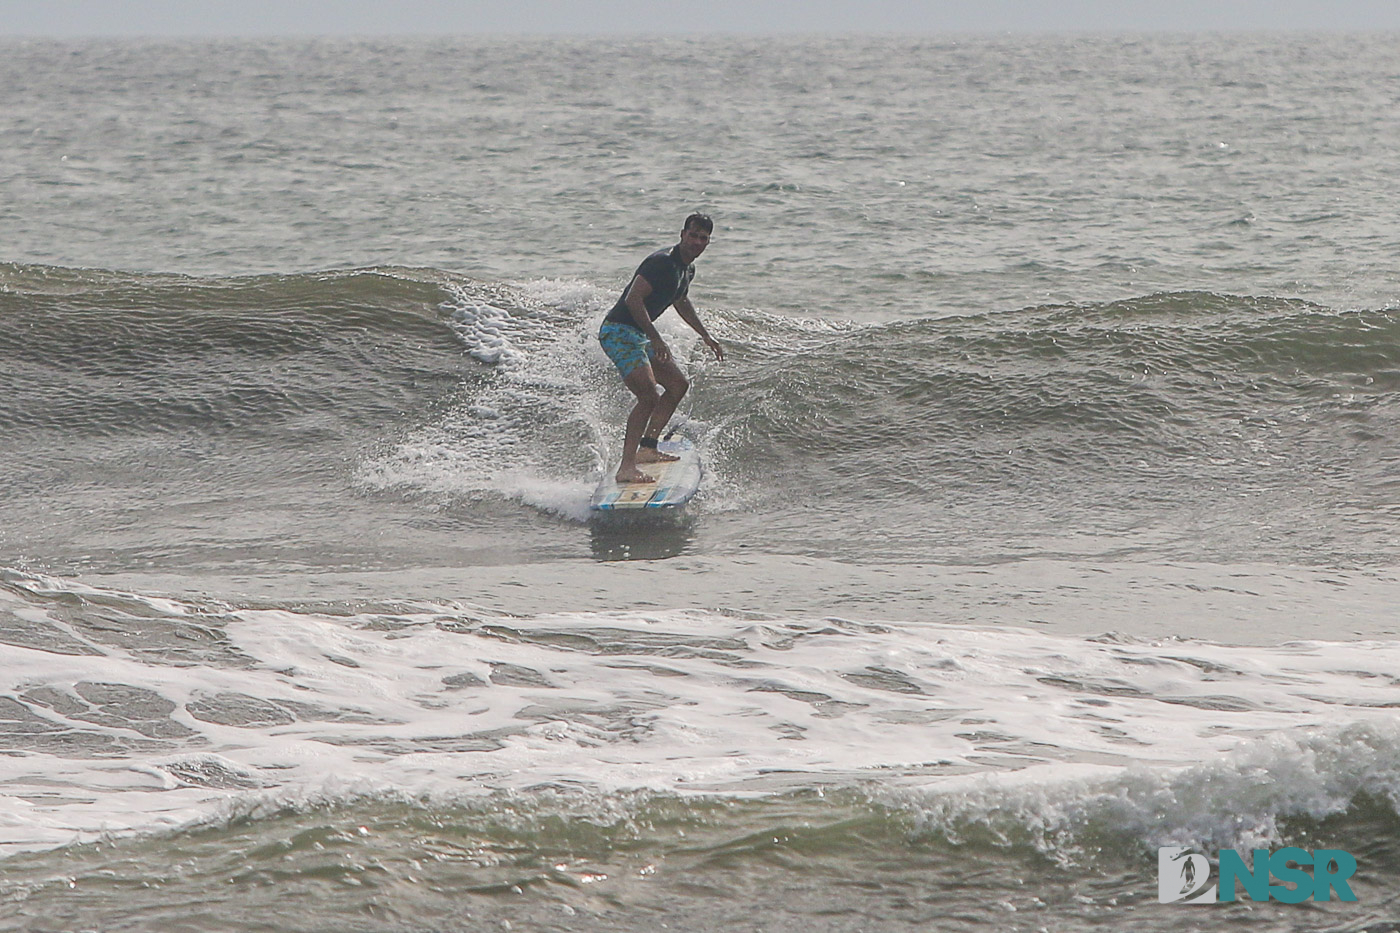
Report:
598,213,725,484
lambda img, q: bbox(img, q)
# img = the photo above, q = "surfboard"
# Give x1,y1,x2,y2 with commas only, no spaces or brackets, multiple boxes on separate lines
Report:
589,437,702,511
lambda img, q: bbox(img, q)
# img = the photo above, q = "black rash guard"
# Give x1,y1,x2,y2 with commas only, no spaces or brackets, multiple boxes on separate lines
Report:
603,245,695,327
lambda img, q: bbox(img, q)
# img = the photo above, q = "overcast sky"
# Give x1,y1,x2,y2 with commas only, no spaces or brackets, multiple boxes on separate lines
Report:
2,0,1399,37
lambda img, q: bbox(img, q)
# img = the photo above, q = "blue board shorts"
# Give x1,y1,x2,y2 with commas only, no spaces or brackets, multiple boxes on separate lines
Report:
599,321,654,376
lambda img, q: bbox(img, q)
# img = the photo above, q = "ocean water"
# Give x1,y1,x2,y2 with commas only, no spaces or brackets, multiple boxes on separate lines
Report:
3,32,1400,932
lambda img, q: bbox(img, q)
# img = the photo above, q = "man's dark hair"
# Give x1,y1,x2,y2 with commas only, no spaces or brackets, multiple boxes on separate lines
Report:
683,212,713,234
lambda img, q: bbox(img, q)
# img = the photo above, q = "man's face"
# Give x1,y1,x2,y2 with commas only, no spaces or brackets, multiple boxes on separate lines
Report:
679,223,711,261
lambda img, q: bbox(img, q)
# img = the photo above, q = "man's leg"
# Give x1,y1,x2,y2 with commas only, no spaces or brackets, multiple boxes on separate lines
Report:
639,355,690,458
616,363,661,483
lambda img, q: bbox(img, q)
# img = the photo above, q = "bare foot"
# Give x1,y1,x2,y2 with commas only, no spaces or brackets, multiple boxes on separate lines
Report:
636,447,679,464
615,465,655,484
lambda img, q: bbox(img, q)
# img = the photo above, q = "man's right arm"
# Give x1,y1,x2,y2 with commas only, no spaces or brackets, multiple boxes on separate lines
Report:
624,275,671,362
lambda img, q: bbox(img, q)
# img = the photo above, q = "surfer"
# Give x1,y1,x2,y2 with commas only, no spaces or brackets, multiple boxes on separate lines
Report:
1179,856,1197,895
599,213,725,484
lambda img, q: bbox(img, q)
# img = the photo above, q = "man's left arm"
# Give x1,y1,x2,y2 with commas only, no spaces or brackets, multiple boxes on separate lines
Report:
672,296,724,361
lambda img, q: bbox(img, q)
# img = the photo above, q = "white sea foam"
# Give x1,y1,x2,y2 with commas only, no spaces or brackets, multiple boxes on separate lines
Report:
358,280,610,511
893,720,1400,860
3,571,1400,857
